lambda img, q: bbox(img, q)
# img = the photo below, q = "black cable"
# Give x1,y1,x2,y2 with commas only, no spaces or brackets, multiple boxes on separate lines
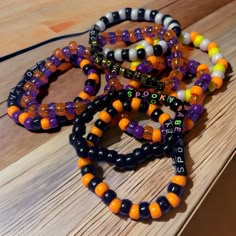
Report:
0,29,90,62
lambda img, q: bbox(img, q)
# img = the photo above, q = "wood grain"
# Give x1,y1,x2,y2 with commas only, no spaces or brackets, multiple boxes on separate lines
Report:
0,0,235,235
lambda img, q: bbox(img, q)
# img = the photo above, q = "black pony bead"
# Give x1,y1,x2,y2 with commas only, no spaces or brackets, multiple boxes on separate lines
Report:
106,106,118,117
81,164,96,176
125,154,137,169
152,143,163,157
81,111,94,122
153,45,163,56
150,10,158,21
73,96,83,103
125,8,132,20
31,117,42,130
123,100,132,112
119,199,132,216
95,119,108,131
88,146,99,160
137,48,146,59
167,182,183,196
88,177,102,192
156,196,170,213
75,144,89,158
137,8,145,21
112,11,120,23
151,108,163,121
82,64,93,75
107,51,115,60
87,133,100,145
141,143,153,159
106,150,118,164
115,154,126,169
138,100,149,113
133,148,146,163
139,202,151,219
102,189,117,205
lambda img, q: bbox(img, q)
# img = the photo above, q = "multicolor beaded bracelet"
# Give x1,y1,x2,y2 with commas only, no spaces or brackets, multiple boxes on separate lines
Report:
100,24,178,62
89,8,181,48
7,42,100,131
70,92,188,219
71,89,189,169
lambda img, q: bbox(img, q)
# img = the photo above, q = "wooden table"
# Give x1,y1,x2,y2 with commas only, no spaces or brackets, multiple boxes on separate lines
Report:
0,1,235,235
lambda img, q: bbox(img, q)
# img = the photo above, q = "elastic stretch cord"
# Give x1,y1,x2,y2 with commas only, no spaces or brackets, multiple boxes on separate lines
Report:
0,29,90,62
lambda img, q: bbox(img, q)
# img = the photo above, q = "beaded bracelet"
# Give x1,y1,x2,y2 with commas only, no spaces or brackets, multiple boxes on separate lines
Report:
77,137,186,220
7,42,100,131
70,92,188,219
100,24,179,62
71,89,189,169
89,8,181,48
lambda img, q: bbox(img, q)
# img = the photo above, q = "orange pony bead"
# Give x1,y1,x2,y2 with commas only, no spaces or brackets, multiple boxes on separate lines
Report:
159,113,171,125
197,64,209,72
166,192,181,208
118,118,130,131
90,126,103,137
216,58,228,69
172,175,187,187
143,126,153,140
18,112,30,125
129,204,140,220
79,91,90,100
99,111,112,123
88,73,99,83
212,76,223,89
77,158,91,168
190,32,198,43
144,36,154,45
81,173,94,187
128,80,141,89
146,104,158,116
112,100,124,112
41,118,51,130
95,182,109,198
109,198,122,214
131,98,141,111
207,42,218,51
190,86,203,97
80,59,90,68
68,41,78,54
149,202,162,219
184,118,194,131
152,129,162,142
7,106,20,117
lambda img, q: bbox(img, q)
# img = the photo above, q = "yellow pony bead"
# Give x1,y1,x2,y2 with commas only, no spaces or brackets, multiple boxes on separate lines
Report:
193,35,204,47
135,45,144,50
208,47,220,58
212,64,226,73
208,81,216,93
130,61,140,68
153,38,160,45
185,89,191,102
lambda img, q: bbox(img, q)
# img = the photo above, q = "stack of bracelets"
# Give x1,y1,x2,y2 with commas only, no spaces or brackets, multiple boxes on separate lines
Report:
7,8,228,220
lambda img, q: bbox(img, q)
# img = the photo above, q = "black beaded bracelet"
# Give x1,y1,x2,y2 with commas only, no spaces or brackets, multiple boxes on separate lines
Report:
71,94,188,219
70,89,189,170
